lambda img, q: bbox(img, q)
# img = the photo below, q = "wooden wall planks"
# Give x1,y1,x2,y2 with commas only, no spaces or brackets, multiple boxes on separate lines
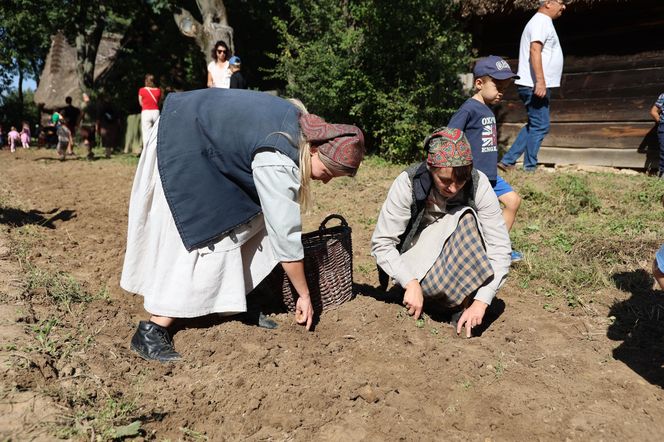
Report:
496,52,663,168
500,123,655,149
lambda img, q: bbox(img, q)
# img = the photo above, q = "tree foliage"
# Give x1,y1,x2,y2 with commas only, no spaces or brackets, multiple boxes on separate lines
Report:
0,89,40,129
0,1,63,84
98,1,206,116
0,0,206,120
0,0,66,114
269,0,472,161
2,0,472,157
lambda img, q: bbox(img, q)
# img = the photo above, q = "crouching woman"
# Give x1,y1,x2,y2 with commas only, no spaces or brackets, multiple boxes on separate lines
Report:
121,88,364,362
371,127,511,337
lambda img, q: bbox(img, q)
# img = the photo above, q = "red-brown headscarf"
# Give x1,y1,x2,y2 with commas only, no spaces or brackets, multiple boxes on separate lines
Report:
299,114,365,175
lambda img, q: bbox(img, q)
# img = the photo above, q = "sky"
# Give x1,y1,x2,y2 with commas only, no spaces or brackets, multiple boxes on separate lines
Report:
11,75,37,92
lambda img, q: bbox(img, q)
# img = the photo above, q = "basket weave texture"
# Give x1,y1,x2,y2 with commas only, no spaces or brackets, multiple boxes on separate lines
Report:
280,214,354,314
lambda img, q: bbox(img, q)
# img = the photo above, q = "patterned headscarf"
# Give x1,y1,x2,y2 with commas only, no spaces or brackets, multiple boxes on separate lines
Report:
299,113,365,171
425,127,473,168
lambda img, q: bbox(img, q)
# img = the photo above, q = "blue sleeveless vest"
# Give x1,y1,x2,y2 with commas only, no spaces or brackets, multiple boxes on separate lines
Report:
157,89,301,251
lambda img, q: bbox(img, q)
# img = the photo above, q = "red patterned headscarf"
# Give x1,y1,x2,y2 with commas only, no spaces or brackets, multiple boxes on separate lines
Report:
425,127,473,168
299,113,365,173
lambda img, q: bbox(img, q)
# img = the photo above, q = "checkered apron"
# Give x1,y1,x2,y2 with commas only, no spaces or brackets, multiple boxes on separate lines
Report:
419,212,494,307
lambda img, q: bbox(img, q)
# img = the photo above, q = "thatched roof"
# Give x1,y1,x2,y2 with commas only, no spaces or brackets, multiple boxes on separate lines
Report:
34,32,121,111
458,0,626,16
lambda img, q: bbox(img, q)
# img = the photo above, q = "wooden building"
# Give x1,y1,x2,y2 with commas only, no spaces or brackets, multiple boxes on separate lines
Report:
462,0,664,169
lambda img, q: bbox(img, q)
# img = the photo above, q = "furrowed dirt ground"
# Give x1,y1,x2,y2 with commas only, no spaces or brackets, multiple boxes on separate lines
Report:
1,147,663,441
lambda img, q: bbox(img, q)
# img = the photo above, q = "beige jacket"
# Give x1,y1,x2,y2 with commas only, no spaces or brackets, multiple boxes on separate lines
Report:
371,169,511,305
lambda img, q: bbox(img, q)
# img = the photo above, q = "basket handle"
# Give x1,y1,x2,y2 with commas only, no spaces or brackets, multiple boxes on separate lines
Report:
319,214,348,232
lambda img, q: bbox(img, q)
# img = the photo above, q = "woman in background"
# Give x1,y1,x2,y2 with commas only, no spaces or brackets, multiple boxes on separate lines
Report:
138,73,162,154
207,40,232,89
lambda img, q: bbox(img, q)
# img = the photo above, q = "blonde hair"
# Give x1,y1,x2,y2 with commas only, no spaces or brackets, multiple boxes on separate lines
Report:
288,98,313,212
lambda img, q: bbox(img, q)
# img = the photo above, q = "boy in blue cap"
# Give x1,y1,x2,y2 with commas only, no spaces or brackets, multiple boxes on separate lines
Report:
228,56,247,89
448,55,523,263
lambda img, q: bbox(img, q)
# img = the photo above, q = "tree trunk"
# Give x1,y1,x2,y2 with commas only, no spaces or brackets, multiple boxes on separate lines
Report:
174,0,234,63
17,67,24,119
74,3,106,94
29,59,40,88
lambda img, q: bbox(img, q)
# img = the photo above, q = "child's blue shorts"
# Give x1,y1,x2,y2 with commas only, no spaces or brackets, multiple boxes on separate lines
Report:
657,244,664,272
492,175,514,198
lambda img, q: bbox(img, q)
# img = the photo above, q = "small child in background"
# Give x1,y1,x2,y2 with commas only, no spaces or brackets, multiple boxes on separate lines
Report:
650,92,664,178
56,121,73,160
7,126,20,153
51,111,63,126
448,55,523,263
20,121,30,149
228,56,247,89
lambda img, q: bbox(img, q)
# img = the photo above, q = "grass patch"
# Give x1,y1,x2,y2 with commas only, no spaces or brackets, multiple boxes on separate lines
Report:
90,147,140,166
508,170,664,311
30,318,59,357
553,174,601,215
56,397,142,440
181,427,210,441
6,219,96,311
26,267,92,309
8,223,42,263
361,154,395,168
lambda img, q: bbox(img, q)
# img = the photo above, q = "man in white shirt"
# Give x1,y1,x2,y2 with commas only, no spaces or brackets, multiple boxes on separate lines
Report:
498,0,566,172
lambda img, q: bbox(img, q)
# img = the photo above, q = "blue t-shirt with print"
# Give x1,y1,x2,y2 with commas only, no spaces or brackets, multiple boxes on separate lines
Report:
655,93,664,123
448,98,498,182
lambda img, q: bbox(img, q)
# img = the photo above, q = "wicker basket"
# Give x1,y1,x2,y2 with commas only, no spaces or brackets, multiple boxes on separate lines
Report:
279,214,354,314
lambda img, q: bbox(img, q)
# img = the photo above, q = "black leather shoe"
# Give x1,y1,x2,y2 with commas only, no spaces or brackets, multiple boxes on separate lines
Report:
130,321,181,362
257,312,278,329
240,310,278,329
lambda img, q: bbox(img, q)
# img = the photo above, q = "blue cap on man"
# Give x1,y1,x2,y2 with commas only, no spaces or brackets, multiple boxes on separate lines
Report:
473,55,519,80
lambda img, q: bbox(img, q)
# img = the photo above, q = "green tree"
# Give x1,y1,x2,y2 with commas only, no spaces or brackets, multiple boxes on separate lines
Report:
101,1,206,115
270,0,471,162
0,1,206,120
0,89,40,129
59,0,151,94
0,1,65,115
0,0,169,96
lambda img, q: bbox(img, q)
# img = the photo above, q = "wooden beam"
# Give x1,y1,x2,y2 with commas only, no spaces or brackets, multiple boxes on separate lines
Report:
496,97,655,123
505,50,664,75
561,51,664,73
500,67,664,101
536,147,654,169
500,122,657,149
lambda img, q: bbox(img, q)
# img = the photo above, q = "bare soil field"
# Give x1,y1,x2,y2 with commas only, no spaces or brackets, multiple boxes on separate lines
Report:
1,147,663,441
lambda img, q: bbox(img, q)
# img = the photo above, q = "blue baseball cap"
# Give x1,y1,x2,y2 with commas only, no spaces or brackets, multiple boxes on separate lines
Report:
473,55,519,80
228,56,241,65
